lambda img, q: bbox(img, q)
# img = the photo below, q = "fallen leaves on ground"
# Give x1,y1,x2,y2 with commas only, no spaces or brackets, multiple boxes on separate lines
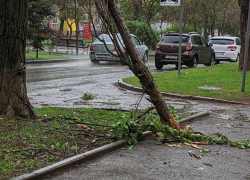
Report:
184,142,209,152
188,150,201,160
165,143,181,148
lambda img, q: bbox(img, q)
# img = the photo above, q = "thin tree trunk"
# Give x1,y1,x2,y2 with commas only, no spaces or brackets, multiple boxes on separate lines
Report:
203,16,208,41
0,0,37,119
75,0,79,55
193,22,197,32
101,0,181,130
145,20,159,44
238,0,250,70
59,19,64,37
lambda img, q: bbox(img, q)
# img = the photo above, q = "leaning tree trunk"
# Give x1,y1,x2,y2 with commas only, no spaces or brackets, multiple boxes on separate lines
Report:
100,0,181,131
238,0,250,70
0,0,37,119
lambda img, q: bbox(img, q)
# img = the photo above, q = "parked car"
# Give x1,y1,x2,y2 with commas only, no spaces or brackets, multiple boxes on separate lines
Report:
208,36,241,63
155,32,215,69
89,34,148,63
91,26,102,37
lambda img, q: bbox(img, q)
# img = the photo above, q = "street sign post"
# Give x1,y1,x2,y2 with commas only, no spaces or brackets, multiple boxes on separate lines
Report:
160,0,183,75
177,0,184,76
160,0,181,6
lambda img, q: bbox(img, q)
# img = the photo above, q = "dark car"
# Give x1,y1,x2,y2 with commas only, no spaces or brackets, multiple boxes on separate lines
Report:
154,32,215,69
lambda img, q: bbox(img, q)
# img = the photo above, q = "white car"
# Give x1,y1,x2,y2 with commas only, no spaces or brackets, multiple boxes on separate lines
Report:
208,36,241,63
89,34,148,63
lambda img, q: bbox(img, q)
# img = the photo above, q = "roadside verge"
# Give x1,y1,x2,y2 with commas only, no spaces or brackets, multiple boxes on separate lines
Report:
118,79,248,105
12,112,209,180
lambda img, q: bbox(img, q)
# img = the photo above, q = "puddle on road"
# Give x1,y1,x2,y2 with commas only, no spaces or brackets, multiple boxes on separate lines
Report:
95,102,121,106
211,109,235,120
40,104,52,107
73,101,121,106
60,88,73,92
73,101,92,105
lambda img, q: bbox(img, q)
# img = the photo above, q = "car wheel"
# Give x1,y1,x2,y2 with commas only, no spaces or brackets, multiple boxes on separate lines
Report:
206,55,215,66
189,56,198,68
155,59,163,69
142,52,148,63
91,60,99,64
236,54,239,62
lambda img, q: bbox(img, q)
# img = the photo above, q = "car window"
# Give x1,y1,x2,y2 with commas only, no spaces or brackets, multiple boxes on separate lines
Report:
193,36,202,45
94,35,112,42
94,34,122,43
209,38,234,45
236,38,241,45
161,35,189,43
200,37,208,47
132,36,141,45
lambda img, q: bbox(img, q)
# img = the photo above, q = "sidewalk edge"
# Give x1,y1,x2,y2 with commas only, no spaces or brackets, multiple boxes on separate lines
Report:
12,131,151,180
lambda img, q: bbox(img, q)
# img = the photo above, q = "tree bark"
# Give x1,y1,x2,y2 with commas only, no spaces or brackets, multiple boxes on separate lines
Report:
0,0,37,119
100,0,181,131
238,0,250,70
203,16,208,41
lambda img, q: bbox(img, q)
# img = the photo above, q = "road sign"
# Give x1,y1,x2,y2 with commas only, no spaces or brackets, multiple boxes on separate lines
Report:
160,0,181,6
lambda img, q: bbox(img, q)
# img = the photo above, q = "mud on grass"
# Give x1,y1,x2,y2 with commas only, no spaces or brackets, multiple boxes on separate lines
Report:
0,107,137,180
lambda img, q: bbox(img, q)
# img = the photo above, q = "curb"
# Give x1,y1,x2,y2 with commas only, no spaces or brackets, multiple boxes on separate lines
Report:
148,51,155,57
118,79,248,105
26,58,87,64
13,131,151,180
12,111,209,180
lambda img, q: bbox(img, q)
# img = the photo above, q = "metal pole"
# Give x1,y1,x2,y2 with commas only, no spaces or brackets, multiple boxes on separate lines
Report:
241,1,250,92
178,0,184,76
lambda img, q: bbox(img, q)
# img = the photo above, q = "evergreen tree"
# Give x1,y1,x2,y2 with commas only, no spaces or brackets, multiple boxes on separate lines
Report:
28,0,54,58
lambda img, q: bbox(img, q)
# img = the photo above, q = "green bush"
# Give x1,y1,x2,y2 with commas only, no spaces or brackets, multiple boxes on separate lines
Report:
125,20,159,50
162,23,202,35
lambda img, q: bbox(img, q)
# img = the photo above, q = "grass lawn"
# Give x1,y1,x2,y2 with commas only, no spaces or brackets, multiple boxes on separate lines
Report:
26,51,75,60
0,107,157,180
123,62,250,103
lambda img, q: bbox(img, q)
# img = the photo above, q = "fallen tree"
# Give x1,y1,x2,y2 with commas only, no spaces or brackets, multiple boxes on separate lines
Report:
90,0,181,130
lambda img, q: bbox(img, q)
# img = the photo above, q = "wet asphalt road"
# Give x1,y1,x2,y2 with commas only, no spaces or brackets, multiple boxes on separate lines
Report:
26,56,250,119
26,56,178,110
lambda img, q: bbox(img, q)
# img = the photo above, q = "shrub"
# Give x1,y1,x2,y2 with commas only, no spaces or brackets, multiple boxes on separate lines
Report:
125,20,159,50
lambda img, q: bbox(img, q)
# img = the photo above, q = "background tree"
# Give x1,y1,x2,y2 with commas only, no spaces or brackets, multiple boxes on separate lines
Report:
120,0,240,39
238,0,250,70
0,0,37,119
27,0,54,58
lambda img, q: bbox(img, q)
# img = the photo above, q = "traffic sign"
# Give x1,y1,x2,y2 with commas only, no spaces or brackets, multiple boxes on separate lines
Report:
160,0,181,6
